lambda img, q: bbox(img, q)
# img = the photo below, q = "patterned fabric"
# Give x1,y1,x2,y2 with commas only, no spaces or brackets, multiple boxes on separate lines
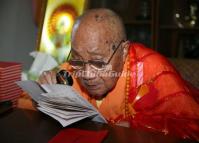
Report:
128,43,199,141
169,58,199,88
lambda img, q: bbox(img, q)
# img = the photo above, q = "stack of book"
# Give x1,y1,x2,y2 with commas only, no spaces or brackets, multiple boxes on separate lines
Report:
0,61,22,107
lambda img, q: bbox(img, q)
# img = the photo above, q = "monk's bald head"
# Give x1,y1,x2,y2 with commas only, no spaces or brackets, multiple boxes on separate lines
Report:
71,8,126,49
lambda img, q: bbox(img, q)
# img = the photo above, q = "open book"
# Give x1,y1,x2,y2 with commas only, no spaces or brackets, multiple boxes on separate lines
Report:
17,80,107,127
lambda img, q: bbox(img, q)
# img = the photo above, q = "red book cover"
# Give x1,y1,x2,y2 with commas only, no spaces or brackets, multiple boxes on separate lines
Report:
48,128,108,143
0,61,21,69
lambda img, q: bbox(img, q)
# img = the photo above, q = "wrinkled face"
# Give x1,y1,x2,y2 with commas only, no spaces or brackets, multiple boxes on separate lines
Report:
71,22,126,99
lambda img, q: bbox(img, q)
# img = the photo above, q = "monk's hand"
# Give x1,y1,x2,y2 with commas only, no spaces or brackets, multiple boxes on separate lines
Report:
38,70,57,84
31,70,56,109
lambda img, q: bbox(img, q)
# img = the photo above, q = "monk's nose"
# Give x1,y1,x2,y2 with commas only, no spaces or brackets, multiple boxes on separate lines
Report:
82,64,96,80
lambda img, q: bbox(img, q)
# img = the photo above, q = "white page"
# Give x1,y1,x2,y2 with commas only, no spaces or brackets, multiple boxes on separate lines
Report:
38,108,93,127
39,103,97,118
40,93,107,123
17,80,107,126
41,84,92,108
40,92,95,112
38,100,93,112
16,80,45,102
39,106,84,119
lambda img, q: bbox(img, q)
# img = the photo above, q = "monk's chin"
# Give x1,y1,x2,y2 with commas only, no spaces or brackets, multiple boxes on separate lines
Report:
87,90,108,100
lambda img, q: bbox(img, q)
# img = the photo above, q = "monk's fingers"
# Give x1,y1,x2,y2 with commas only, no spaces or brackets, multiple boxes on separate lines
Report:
37,72,48,84
43,71,54,84
38,71,54,84
49,70,57,84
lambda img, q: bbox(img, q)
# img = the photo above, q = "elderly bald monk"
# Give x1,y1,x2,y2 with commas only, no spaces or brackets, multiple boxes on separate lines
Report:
38,8,199,140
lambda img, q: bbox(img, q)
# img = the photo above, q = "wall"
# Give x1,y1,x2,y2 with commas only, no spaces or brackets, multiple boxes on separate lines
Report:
0,0,37,70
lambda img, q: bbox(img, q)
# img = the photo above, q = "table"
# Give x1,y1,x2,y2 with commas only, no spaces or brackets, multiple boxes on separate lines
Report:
0,109,197,143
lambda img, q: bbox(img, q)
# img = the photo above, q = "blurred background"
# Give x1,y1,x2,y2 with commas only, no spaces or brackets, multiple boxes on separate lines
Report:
0,0,199,70
90,0,199,58
0,0,37,70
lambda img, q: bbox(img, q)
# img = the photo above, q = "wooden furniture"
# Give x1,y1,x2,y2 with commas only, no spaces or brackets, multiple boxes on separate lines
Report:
0,109,196,143
157,0,199,58
87,0,199,58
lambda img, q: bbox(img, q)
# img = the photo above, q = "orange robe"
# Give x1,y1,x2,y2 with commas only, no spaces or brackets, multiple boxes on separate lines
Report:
61,43,199,140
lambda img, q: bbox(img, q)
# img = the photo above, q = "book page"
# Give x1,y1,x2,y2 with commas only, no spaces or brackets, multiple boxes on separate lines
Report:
17,80,107,126
16,80,45,102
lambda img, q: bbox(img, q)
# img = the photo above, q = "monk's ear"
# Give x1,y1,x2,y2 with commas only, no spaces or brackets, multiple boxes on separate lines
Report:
122,40,130,62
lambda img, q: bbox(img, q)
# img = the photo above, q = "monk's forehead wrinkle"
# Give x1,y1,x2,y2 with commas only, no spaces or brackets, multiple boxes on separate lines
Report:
71,48,84,58
71,48,81,54
72,45,106,57
86,46,106,55
86,45,99,52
